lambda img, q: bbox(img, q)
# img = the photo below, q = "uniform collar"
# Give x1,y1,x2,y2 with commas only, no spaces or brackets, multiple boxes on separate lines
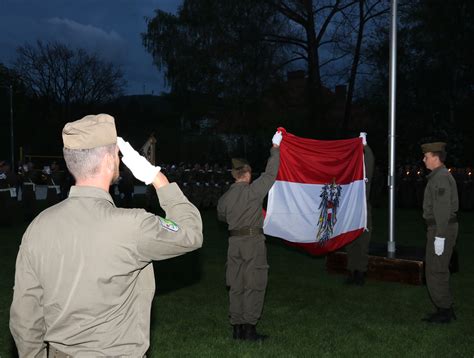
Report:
68,185,115,205
426,165,446,180
231,181,249,187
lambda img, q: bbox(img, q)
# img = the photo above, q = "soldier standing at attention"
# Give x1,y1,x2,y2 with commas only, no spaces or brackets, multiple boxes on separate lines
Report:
10,114,203,357
420,142,458,324
18,162,37,222
217,130,282,341
345,134,375,285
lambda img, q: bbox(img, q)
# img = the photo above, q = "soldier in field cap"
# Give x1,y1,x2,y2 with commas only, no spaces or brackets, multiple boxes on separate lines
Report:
420,141,459,324
10,113,203,357
217,130,282,341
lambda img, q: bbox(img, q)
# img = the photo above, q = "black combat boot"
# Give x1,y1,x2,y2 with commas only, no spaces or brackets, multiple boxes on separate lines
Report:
425,307,457,324
422,307,440,322
232,324,243,340
242,324,268,341
344,271,356,285
354,271,366,286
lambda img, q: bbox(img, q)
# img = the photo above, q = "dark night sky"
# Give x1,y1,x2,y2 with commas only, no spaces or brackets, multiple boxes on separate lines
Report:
0,0,181,95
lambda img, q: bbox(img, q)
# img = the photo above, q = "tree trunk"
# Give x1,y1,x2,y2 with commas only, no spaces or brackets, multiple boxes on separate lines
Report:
304,0,324,134
342,0,365,134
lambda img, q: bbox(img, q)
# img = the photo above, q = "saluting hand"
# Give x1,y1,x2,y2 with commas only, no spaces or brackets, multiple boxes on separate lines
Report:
117,137,161,185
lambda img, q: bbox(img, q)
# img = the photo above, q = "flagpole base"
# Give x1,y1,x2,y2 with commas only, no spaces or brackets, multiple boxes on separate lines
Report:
387,241,396,258
326,243,458,285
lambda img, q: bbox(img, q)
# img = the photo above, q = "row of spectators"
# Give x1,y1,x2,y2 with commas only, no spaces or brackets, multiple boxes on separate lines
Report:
111,162,236,211
396,165,473,210
1,159,473,217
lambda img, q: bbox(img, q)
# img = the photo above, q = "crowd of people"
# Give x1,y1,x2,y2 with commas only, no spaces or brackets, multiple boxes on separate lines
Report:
396,165,473,210
1,159,473,215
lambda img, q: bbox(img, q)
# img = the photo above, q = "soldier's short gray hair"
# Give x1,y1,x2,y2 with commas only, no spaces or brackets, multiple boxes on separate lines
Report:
63,144,116,180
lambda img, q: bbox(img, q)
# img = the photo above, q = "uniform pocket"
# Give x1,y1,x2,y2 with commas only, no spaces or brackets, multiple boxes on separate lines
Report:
250,264,269,291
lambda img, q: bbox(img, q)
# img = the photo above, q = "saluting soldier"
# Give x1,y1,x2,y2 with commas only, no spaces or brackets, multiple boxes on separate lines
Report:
10,114,203,357
344,134,375,285
420,142,458,324
217,130,282,341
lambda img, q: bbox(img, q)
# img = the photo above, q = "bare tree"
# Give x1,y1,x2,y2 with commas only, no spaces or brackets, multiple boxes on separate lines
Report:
264,0,358,127
15,41,125,110
340,0,389,132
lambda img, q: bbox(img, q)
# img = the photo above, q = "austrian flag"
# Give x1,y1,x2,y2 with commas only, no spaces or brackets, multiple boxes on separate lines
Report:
263,129,367,255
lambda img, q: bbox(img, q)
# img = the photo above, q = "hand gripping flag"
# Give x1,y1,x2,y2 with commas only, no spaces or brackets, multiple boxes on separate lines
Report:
263,128,366,255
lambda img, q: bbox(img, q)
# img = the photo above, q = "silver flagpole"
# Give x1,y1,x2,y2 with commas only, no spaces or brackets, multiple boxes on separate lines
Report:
387,0,397,256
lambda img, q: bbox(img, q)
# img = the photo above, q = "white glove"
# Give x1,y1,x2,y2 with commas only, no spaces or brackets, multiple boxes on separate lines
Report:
434,237,445,256
117,137,161,185
359,132,367,145
272,131,282,146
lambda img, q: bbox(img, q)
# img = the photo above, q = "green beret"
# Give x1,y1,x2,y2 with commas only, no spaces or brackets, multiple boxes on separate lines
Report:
62,114,117,150
231,158,249,170
421,142,446,153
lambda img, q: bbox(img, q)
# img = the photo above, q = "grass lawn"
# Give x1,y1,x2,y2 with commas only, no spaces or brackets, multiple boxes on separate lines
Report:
1,206,473,357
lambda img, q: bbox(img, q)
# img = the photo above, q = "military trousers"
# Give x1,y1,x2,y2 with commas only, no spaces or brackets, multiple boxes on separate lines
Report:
345,203,372,272
226,234,268,325
425,223,458,309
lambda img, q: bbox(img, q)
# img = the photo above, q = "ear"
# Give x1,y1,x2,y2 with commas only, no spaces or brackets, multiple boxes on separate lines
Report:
104,151,115,172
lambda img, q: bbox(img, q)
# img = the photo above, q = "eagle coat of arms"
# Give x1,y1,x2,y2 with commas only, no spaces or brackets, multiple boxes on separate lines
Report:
316,181,342,243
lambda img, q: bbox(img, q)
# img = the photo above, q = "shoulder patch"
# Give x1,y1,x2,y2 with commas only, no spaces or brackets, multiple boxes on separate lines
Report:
158,217,180,232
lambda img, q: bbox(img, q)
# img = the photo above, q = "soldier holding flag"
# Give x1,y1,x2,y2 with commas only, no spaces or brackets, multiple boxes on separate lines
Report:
217,130,282,341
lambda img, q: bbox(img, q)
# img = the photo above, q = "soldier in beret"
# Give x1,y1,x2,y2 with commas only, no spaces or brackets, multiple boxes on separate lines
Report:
10,114,203,357
217,130,282,341
420,142,458,324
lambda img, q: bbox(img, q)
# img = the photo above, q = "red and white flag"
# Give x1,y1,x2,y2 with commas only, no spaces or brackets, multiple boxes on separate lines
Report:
263,128,366,255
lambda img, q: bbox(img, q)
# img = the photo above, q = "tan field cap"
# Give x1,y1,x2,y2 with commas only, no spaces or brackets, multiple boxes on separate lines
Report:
63,114,117,149
232,158,250,170
421,142,446,153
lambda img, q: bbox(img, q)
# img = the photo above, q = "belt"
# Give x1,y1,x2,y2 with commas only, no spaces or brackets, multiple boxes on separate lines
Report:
425,217,457,226
229,227,263,236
